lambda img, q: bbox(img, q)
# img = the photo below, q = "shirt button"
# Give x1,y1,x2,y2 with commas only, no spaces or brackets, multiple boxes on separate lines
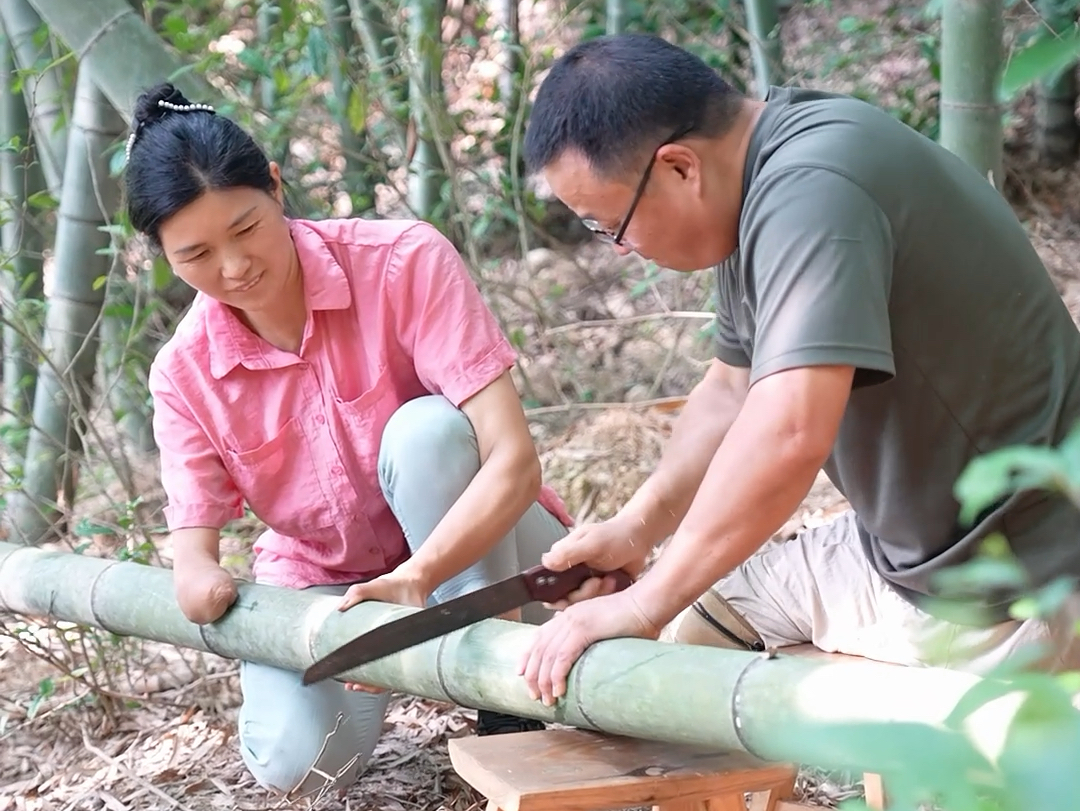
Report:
331,465,343,475
315,414,325,425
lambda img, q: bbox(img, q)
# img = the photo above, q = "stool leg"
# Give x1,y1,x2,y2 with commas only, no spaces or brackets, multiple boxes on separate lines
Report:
863,773,887,810
748,774,797,811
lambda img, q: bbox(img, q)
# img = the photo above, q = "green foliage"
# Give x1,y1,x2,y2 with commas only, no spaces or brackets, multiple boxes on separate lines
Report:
796,422,1080,810
572,0,754,92
1000,26,1080,101
954,421,1080,523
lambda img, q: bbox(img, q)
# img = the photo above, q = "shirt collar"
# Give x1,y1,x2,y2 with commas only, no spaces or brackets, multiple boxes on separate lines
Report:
206,218,352,379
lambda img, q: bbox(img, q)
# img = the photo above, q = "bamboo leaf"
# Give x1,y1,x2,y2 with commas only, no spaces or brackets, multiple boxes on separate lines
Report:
25,189,55,211
237,47,271,77
953,445,1069,524
1009,575,1077,620
1001,29,1080,100
347,84,368,134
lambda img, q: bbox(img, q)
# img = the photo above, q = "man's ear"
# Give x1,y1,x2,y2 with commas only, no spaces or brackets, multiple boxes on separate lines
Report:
658,143,702,184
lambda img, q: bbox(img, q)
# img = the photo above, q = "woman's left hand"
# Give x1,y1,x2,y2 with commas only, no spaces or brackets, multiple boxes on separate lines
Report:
335,570,432,693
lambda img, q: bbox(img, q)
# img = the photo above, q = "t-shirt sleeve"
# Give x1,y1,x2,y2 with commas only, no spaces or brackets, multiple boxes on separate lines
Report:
713,267,751,367
148,362,244,531
385,221,517,406
741,166,896,386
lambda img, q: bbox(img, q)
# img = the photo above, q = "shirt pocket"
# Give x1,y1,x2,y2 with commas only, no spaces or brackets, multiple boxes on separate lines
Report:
223,416,338,542
332,367,401,518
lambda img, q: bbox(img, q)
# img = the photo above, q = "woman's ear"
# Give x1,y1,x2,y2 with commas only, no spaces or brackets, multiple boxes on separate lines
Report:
268,161,284,206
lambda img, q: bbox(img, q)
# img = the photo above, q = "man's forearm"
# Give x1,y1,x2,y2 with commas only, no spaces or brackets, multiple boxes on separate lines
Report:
630,366,850,628
618,361,748,546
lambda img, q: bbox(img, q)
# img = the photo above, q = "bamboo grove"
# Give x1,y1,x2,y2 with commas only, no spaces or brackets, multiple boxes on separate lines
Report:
1,0,1080,551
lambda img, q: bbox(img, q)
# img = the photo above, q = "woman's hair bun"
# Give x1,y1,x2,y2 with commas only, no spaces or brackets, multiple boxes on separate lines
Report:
132,82,193,128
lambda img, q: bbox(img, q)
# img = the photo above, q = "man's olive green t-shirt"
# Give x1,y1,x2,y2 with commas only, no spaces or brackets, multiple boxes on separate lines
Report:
716,86,1080,618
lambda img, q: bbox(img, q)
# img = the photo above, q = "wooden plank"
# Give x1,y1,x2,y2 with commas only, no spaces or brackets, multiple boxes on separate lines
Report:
449,730,796,811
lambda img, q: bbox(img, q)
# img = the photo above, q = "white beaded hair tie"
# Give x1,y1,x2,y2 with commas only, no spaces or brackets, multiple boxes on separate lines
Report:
125,98,216,164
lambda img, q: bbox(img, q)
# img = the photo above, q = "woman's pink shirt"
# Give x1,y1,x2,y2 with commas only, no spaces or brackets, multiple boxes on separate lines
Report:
149,217,572,589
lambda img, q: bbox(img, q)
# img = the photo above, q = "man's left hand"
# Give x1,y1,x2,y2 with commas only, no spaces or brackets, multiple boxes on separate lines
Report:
517,588,661,706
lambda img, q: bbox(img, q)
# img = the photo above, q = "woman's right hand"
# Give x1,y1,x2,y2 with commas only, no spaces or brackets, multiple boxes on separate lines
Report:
539,513,655,610
174,559,238,624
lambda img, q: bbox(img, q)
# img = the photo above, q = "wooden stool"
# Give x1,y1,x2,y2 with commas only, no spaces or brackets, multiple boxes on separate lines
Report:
448,728,798,811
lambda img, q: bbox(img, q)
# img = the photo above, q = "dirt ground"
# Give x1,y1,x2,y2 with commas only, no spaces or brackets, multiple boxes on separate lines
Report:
6,0,1080,808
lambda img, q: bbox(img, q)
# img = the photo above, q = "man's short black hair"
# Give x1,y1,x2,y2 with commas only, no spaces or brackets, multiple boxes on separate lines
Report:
524,33,744,178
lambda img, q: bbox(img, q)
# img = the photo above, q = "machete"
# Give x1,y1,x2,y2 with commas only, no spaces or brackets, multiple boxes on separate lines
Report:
302,562,633,685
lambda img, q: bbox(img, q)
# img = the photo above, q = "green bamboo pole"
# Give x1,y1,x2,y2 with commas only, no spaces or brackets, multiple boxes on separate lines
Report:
745,0,785,98
405,0,447,222
322,0,377,212
0,538,1025,778
24,0,213,119
4,69,125,545
0,30,47,461
939,0,1005,189
98,273,156,454
1034,0,1079,166
490,0,520,111
606,0,627,35
346,0,408,117
0,0,68,195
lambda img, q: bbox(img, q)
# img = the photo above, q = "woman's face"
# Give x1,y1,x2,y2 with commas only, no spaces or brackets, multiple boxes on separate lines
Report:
157,163,296,312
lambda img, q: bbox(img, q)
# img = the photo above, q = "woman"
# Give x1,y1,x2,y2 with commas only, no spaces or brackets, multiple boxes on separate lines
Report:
124,83,572,799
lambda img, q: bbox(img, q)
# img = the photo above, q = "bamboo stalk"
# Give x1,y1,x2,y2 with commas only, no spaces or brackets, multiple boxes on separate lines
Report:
346,0,408,120
744,0,785,97
4,69,125,545
322,0,376,211
405,0,447,222
0,29,48,460
0,539,1024,778
24,0,213,119
606,0,627,35
98,273,156,454
0,0,68,195
939,0,1005,188
490,0,520,112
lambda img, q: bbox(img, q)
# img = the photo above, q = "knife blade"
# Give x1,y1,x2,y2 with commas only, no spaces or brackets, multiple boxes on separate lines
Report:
302,562,633,686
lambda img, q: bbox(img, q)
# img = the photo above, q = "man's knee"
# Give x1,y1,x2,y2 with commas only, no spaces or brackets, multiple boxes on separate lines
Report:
238,663,389,795
378,395,478,491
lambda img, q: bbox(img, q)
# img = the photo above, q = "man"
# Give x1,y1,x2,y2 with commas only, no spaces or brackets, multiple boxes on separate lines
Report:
515,32,1080,707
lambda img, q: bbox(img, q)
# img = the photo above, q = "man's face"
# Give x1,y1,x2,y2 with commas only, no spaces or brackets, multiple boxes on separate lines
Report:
542,145,738,272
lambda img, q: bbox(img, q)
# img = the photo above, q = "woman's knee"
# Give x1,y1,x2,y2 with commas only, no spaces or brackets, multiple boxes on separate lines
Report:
378,394,482,502
237,662,390,795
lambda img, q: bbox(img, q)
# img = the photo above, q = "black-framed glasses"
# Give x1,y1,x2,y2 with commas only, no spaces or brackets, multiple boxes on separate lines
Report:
581,122,697,246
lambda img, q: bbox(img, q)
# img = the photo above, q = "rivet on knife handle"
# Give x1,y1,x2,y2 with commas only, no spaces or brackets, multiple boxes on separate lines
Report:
524,562,634,604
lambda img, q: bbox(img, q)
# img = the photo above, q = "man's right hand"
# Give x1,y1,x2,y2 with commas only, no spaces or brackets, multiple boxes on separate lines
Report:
539,514,654,610
175,559,238,624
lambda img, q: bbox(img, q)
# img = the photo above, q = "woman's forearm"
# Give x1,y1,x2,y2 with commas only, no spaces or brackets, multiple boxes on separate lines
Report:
396,447,543,594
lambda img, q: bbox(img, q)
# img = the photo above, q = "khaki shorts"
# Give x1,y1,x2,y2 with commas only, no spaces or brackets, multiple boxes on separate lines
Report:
661,510,1080,676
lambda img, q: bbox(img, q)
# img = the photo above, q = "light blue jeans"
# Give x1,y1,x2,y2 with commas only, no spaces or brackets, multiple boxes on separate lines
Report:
236,395,569,797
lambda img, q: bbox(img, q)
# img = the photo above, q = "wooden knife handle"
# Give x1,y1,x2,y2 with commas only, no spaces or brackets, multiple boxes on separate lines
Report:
523,562,634,604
